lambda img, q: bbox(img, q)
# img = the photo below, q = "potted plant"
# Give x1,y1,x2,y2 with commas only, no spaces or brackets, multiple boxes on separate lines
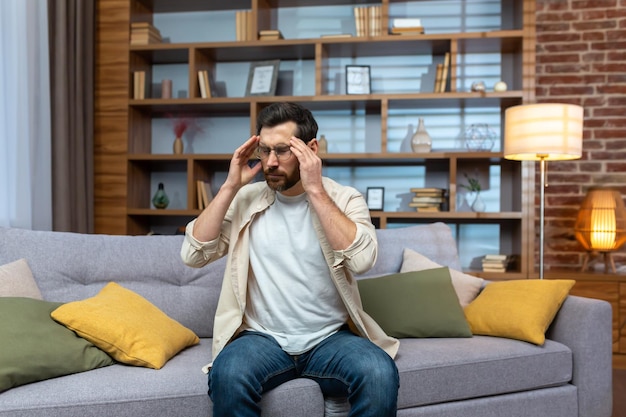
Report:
459,173,485,212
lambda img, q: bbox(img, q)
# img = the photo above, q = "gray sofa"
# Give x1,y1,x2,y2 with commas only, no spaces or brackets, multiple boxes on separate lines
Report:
0,223,613,417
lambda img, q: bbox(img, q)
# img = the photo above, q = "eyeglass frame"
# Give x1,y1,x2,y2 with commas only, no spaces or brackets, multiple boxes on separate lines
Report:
255,144,293,161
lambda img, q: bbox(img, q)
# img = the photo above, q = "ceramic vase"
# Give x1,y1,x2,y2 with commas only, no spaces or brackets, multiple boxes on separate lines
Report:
173,137,184,154
318,134,328,154
410,118,432,153
152,183,170,209
471,192,486,212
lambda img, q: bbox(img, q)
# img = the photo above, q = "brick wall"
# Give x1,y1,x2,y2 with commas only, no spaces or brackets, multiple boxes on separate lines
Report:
536,0,626,272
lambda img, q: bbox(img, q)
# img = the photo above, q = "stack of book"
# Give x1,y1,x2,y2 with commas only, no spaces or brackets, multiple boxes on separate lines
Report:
130,22,162,45
258,30,283,41
354,5,383,37
408,188,447,212
235,10,254,41
434,52,450,93
481,254,511,273
389,18,424,35
196,180,213,210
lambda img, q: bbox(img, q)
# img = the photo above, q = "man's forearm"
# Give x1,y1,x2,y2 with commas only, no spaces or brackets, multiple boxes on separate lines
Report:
191,183,239,242
306,188,357,251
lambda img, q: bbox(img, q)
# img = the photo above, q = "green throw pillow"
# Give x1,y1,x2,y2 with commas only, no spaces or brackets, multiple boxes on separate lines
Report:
0,297,115,392
357,267,472,338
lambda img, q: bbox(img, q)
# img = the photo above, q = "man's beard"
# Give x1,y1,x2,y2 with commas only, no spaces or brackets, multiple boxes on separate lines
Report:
264,167,300,192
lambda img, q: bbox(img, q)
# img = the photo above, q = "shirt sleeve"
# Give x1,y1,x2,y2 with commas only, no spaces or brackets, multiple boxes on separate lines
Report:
330,199,378,275
180,219,222,268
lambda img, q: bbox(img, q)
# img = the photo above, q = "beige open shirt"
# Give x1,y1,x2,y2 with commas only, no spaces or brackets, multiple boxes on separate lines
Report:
180,178,399,371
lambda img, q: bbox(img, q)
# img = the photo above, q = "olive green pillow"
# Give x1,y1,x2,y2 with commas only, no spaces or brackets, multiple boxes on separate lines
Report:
357,267,472,338
0,297,114,392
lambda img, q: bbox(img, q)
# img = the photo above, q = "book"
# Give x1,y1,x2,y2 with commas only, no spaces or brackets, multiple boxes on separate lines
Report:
389,26,425,35
258,30,283,40
484,254,509,261
434,63,444,93
481,266,506,273
391,18,422,28
354,6,383,37
354,7,366,37
410,187,446,194
196,180,205,209
439,52,450,93
130,22,162,45
236,10,253,41
412,196,446,203
198,71,208,98
321,33,353,38
133,71,145,99
368,6,382,36
481,254,517,273
197,70,215,98
416,206,440,212
196,180,214,209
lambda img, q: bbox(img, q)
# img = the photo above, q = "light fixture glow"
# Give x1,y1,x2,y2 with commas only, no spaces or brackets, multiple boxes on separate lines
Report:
575,187,626,273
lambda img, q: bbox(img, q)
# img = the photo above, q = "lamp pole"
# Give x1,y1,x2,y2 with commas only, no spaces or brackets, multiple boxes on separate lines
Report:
538,156,547,279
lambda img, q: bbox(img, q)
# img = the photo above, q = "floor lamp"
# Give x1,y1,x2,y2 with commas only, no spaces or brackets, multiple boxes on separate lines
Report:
503,103,584,279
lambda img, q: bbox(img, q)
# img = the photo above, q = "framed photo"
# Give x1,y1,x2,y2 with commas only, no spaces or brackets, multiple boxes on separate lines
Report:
366,187,384,210
246,60,280,96
346,65,371,95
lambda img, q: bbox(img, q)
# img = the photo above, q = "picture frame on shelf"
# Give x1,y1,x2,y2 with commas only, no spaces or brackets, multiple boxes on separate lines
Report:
346,65,371,95
246,60,280,96
366,187,384,211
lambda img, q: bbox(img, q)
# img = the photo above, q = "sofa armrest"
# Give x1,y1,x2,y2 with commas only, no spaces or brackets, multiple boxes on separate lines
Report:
546,295,612,417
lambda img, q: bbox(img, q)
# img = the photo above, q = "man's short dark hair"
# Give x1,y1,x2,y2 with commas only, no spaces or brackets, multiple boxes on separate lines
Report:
256,102,319,143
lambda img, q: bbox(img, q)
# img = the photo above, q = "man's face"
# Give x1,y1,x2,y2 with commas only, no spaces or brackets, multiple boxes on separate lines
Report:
258,121,303,195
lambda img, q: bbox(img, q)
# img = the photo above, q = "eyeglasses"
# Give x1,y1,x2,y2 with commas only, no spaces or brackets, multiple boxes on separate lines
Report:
255,145,292,161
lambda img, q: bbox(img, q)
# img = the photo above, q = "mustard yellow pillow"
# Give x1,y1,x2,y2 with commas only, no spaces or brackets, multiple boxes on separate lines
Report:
51,282,199,369
464,279,575,345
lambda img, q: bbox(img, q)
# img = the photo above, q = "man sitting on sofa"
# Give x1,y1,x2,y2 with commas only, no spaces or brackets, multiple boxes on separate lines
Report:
180,102,399,417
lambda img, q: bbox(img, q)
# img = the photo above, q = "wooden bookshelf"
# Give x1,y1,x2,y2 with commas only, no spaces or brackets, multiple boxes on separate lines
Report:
94,0,536,278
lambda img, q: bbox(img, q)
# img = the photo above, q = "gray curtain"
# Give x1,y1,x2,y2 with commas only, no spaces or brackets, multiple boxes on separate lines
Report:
48,0,95,233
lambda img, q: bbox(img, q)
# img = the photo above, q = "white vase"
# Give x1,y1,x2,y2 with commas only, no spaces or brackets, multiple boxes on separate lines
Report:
471,192,486,212
410,118,432,153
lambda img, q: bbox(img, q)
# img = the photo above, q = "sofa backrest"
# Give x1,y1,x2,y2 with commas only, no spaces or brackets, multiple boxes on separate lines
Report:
0,222,460,338
361,222,462,277
0,227,222,338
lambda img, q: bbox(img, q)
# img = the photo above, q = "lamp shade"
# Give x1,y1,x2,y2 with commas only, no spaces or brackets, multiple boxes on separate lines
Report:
575,187,626,252
504,103,584,161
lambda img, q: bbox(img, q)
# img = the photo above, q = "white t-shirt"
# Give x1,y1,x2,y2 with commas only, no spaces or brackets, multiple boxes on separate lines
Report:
246,192,348,355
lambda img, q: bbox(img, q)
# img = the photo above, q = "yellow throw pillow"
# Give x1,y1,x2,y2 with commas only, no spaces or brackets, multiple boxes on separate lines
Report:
51,282,199,369
463,279,575,345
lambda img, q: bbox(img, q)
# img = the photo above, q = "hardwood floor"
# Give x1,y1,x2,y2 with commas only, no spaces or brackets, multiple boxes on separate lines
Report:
614,369,626,417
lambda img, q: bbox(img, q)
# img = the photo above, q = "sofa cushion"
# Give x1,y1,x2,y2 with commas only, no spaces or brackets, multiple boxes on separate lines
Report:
400,248,484,307
394,336,573,409
51,282,200,369
0,339,325,417
0,259,42,299
363,223,462,277
464,279,575,345
0,297,114,392
358,268,471,338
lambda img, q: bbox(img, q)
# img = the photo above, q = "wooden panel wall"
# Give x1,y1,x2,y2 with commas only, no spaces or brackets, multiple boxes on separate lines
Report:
94,0,130,234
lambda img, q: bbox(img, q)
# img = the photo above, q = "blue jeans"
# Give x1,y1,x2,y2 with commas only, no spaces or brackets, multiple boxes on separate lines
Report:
208,329,399,417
